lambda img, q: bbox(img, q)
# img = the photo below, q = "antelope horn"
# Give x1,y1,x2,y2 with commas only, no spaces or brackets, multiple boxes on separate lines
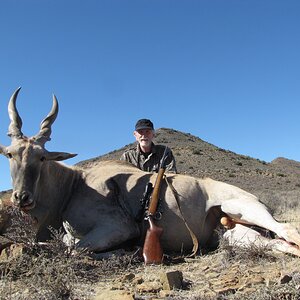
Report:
34,94,59,145
8,87,23,139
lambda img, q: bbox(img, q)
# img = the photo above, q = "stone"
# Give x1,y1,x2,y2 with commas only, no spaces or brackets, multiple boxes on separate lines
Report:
279,274,292,284
160,270,183,290
0,235,13,252
159,290,174,298
136,282,162,293
133,276,144,284
93,290,134,300
121,272,135,282
0,243,26,261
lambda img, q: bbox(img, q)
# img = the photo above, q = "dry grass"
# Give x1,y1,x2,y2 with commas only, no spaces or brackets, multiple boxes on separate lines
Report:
1,197,300,299
0,222,300,299
0,208,141,300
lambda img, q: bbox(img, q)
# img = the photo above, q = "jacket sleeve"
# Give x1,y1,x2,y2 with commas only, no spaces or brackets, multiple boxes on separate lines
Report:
120,150,136,166
120,152,127,161
164,149,177,174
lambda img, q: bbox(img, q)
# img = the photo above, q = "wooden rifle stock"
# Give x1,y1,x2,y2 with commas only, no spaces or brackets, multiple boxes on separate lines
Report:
142,166,166,264
142,216,163,264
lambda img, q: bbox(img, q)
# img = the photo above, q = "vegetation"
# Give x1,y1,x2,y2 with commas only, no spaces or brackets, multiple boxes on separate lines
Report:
0,206,300,299
0,208,140,299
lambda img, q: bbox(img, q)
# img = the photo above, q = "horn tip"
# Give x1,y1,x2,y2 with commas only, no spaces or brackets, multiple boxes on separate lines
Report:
11,87,22,98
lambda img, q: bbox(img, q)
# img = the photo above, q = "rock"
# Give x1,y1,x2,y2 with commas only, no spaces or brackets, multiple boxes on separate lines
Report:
159,290,174,298
93,290,134,300
133,276,144,285
160,270,183,290
0,243,26,261
121,273,135,282
0,235,13,253
110,283,124,290
279,274,292,284
136,282,161,293
215,287,237,295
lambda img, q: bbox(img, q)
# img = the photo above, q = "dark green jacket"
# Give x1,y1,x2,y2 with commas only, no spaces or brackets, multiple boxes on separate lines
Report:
120,143,177,173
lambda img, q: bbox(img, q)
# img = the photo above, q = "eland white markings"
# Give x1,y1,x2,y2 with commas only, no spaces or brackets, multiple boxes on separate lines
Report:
1,88,300,257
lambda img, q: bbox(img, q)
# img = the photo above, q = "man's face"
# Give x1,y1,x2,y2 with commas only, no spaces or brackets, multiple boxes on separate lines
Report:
134,129,154,150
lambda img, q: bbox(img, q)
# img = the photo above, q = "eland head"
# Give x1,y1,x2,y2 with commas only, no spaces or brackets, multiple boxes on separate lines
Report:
0,88,77,211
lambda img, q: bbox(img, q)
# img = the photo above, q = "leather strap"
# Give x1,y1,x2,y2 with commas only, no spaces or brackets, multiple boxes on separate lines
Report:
164,175,199,257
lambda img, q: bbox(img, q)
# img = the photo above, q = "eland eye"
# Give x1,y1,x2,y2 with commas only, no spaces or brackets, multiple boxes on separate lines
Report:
40,156,46,162
6,153,12,159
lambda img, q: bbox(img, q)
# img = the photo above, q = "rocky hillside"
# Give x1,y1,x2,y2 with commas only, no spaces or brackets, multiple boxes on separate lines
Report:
78,128,300,215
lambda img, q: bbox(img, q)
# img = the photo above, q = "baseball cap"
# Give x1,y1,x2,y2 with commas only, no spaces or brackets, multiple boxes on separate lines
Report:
135,119,154,131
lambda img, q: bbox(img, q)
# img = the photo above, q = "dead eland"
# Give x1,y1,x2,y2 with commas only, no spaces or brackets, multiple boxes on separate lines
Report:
1,88,300,258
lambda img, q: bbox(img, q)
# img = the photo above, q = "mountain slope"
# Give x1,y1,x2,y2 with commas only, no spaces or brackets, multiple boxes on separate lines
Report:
78,128,300,195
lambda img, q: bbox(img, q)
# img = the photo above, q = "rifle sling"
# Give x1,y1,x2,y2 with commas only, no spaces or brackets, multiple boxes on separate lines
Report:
164,175,199,257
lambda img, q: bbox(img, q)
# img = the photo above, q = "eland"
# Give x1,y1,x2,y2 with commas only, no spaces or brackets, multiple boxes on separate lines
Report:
1,88,300,258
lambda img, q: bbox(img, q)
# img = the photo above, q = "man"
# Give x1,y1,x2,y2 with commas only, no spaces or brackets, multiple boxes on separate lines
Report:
120,119,177,173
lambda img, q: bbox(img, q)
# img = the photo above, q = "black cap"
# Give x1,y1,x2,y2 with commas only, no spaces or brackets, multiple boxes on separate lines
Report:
135,119,154,131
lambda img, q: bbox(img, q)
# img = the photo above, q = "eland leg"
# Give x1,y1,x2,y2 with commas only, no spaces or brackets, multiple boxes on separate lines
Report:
221,198,300,249
224,224,300,257
75,222,140,252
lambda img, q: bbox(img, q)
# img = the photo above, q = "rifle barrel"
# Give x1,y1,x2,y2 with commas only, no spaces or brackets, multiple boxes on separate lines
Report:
148,167,165,215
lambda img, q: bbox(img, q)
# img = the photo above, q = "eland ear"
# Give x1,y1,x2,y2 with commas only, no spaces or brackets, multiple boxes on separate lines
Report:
0,144,6,155
46,152,77,161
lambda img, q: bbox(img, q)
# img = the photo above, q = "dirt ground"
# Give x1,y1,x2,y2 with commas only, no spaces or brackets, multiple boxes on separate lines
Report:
0,249,299,300
1,221,300,300
88,242,300,300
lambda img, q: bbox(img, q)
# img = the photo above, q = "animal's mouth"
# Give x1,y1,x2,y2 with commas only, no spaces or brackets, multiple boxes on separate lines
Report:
20,199,35,211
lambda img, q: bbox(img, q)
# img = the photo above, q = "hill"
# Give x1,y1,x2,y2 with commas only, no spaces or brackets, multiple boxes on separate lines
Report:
77,128,300,216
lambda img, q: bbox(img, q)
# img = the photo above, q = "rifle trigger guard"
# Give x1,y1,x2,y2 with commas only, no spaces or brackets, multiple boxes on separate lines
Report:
154,211,162,220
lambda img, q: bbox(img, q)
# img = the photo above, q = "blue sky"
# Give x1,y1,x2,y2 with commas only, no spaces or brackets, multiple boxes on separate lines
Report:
0,0,300,191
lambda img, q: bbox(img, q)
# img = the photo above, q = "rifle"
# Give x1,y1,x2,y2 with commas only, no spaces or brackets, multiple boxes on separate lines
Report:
142,147,168,264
